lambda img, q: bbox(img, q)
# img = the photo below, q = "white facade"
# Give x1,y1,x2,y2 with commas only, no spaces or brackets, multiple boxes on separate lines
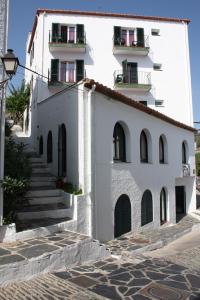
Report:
25,9,193,136
37,81,196,241
23,9,196,242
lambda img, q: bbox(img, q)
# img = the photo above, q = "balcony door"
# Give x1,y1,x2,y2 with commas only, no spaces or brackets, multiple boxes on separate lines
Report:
175,186,186,222
122,60,138,84
60,62,75,83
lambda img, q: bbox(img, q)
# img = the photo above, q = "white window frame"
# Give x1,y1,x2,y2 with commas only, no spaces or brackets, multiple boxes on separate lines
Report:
60,61,76,82
121,27,137,46
58,24,77,43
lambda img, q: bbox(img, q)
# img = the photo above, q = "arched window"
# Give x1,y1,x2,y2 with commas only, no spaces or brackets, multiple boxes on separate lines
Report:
47,131,53,163
159,136,165,163
182,142,187,164
113,122,126,162
140,130,148,162
39,136,43,155
141,190,153,226
160,188,167,225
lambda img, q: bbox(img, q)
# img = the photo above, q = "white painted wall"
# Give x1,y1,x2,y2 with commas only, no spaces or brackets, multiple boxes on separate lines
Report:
26,12,193,127
91,89,196,241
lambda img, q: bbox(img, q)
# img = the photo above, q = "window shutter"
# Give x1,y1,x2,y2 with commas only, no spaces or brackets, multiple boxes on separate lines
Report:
129,62,138,84
51,59,59,82
114,26,121,45
122,60,128,83
52,23,59,42
137,28,144,47
76,24,84,43
76,60,84,81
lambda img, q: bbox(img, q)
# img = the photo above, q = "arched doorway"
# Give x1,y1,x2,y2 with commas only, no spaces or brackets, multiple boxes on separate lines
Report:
58,124,67,177
114,194,131,238
160,188,167,225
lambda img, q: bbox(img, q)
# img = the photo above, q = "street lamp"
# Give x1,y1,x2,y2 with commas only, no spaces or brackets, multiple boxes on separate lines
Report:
1,49,19,76
0,49,19,226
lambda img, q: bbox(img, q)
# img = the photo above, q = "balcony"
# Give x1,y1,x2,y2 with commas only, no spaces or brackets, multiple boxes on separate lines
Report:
182,164,190,177
113,35,149,56
48,31,86,53
114,70,151,92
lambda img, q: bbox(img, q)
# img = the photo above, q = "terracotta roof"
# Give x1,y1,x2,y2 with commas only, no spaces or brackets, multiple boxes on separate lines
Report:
84,79,196,133
28,8,190,53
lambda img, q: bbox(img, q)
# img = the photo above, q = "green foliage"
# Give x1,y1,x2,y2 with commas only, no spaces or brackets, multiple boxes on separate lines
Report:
2,137,31,223
195,152,200,176
63,182,82,195
196,135,200,148
6,80,30,125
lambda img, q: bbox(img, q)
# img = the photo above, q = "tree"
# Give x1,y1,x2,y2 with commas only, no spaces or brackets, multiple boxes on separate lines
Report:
6,80,30,125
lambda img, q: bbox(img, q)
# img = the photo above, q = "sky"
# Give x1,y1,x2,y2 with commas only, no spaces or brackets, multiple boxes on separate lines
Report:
8,0,200,126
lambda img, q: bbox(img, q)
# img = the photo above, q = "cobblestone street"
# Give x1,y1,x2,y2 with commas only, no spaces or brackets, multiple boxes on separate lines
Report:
1,246,200,299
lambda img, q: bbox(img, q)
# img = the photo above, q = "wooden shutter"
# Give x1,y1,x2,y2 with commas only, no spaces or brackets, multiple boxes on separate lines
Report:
76,24,84,43
52,23,59,42
137,28,144,47
51,59,59,82
129,62,138,84
114,26,121,45
122,60,128,83
76,60,84,81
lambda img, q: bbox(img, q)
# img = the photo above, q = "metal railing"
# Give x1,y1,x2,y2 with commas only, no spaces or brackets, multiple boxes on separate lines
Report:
49,30,86,45
114,70,151,85
113,35,149,48
182,163,190,177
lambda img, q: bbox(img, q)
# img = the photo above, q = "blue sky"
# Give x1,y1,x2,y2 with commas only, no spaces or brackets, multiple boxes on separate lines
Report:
8,0,200,126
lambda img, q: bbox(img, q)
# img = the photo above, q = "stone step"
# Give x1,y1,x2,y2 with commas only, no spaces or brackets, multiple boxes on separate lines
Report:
32,168,51,174
31,163,48,169
30,176,56,182
28,195,64,205
30,157,43,163
30,181,56,188
26,189,62,198
0,231,110,286
17,206,71,220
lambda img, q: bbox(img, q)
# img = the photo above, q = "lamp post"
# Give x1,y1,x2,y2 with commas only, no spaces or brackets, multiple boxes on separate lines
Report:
0,49,19,226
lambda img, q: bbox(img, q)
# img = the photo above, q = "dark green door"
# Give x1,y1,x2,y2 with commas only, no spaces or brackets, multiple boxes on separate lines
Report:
175,186,186,222
114,194,131,238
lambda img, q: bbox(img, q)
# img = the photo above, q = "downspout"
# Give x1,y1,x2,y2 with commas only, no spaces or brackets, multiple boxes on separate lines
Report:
85,84,96,237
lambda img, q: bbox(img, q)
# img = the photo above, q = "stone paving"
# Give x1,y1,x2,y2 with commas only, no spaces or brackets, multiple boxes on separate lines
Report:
106,215,200,256
0,231,88,265
1,255,200,299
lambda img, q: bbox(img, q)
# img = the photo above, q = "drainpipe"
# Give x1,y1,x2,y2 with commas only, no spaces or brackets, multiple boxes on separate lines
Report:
85,84,96,237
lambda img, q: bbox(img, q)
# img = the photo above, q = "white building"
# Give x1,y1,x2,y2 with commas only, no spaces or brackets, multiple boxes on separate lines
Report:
23,9,196,241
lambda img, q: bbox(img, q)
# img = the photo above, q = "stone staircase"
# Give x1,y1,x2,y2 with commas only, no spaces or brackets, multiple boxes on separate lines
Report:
16,156,75,236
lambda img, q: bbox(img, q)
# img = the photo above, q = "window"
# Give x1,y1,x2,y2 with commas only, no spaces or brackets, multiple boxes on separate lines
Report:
182,141,187,164
47,131,53,163
140,101,147,106
39,136,43,155
155,100,164,107
141,190,153,226
113,122,126,162
159,136,165,163
50,59,84,83
153,63,162,71
140,130,148,162
160,188,167,225
151,29,160,36
114,26,145,47
60,62,75,82
51,23,84,44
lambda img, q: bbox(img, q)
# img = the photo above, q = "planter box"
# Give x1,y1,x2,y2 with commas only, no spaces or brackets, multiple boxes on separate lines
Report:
0,223,16,242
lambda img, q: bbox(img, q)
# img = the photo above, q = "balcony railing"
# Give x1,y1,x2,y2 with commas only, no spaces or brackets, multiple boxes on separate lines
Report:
182,163,190,177
114,70,151,91
48,69,86,88
113,35,149,55
49,31,86,52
